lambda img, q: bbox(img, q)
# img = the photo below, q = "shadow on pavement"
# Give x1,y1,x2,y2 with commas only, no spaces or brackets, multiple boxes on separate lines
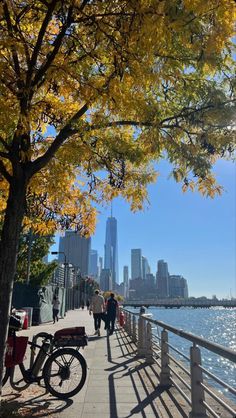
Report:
105,326,188,418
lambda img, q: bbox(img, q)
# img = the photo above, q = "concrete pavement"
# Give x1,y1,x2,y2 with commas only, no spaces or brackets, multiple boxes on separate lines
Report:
2,309,194,417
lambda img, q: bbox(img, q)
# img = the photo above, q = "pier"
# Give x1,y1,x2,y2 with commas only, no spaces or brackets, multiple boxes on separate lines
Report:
3,309,236,418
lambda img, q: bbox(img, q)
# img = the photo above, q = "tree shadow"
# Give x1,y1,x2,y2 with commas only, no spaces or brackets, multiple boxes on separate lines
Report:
2,386,73,417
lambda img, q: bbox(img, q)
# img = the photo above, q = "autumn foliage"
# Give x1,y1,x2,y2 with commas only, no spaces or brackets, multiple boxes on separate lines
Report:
0,0,235,236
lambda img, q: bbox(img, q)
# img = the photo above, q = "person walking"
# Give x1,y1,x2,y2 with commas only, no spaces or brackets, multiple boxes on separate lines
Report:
89,290,105,336
52,296,60,324
106,292,118,335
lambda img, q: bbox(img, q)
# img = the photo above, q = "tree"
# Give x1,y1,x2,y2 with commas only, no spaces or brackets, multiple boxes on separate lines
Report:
0,0,235,390
16,233,57,286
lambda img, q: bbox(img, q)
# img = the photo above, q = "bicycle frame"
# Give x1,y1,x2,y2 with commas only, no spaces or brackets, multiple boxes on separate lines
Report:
4,332,56,385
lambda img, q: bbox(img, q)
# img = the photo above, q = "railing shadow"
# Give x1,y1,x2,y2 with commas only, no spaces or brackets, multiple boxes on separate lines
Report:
106,326,189,418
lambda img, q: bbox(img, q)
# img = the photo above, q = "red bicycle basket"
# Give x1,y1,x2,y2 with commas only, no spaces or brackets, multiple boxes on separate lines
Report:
5,336,28,368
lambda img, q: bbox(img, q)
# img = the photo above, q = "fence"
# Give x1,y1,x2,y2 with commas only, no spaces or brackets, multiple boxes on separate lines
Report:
121,308,236,418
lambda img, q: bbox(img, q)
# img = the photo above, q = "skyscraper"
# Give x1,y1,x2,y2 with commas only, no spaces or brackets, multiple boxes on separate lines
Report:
59,230,91,276
156,259,169,298
89,249,98,279
104,216,119,288
123,265,129,299
131,249,142,280
169,275,189,298
142,256,150,280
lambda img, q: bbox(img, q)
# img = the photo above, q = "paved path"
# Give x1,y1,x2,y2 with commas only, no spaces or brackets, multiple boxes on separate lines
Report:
3,309,231,418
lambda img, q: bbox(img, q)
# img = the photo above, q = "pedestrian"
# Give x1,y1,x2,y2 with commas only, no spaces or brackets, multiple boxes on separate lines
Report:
106,292,118,335
52,295,60,324
86,299,90,310
81,300,85,310
89,290,105,336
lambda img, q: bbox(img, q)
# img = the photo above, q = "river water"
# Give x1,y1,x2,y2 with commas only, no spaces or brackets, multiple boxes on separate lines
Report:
132,307,236,399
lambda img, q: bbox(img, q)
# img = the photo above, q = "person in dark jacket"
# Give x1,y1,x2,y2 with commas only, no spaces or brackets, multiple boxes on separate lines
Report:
106,293,118,335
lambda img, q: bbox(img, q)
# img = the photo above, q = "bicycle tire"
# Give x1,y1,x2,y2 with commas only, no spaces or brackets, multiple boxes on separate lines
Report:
43,347,87,399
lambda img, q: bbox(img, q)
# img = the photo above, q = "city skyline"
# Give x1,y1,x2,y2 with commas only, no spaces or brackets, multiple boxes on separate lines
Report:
49,159,236,299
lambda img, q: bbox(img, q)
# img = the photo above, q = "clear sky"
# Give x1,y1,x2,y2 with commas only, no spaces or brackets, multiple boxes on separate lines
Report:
49,159,236,299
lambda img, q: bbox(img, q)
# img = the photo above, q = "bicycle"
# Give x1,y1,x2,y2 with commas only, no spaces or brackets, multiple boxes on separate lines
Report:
3,318,88,399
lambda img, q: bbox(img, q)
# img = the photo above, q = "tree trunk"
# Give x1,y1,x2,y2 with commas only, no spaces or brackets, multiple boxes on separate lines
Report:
0,177,27,396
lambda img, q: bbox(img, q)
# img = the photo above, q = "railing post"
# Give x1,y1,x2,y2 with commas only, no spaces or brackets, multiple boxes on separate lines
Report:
137,315,146,357
189,344,207,418
159,329,172,387
124,312,128,332
132,315,137,342
128,313,132,336
146,322,154,364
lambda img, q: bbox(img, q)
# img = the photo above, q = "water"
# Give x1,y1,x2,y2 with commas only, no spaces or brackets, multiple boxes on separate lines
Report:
134,307,236,399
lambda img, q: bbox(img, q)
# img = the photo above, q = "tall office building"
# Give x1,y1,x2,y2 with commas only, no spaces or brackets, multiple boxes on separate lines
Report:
59,230,91,276
169,275,189,298
89,249,98,279
123,265,129,299
142,256,150,280
98,256,103,284
104,216,119,288
100,268,112,291
156,259,169,298
131,249,142,280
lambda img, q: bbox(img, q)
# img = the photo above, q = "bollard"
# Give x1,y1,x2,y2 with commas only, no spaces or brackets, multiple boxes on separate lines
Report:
189,344,207,418
159,329,172,387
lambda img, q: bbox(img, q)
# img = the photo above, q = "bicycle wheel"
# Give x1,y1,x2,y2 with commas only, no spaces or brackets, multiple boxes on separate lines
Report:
43,348,87,399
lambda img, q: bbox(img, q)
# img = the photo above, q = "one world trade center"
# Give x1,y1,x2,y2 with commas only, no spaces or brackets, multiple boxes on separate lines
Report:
104,216,119,289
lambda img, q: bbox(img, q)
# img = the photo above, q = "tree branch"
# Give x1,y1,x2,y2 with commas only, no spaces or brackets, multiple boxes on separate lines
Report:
26,0,58,86
3,1,23,91
87,99,236,131
32,6,73,89
29,103,88,176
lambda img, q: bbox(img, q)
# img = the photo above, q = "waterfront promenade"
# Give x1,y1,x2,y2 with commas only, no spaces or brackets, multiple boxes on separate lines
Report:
2,309,232,418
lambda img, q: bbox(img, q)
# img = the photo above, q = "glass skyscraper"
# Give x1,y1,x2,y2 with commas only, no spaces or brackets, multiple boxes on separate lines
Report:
59,230,91,276
104,216,119,288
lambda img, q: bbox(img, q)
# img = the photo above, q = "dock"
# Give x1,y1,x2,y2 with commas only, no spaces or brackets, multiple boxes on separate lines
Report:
2,309,234,418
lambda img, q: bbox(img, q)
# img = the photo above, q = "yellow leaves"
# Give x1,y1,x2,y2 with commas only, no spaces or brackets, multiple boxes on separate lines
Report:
23,218,57,236
197,176,223,198
0,0,235,236
181,175,223,198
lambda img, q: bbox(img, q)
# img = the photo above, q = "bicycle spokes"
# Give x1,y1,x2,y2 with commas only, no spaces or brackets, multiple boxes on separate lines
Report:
43,348,87,399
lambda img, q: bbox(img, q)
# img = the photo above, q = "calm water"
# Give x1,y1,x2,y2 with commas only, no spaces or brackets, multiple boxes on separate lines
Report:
133,307,236,398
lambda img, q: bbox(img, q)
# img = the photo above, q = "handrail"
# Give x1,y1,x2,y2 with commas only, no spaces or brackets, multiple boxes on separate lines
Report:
121,307,236,418
122,308,236,363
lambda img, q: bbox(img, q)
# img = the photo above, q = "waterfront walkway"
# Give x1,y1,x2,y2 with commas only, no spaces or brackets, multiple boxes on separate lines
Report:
2,310,228,418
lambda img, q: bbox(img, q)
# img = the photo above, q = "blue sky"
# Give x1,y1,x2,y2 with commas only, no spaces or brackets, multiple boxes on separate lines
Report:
50,159,235,299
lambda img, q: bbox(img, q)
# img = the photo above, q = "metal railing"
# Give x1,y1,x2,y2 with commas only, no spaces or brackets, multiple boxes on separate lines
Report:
121,308,236,418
